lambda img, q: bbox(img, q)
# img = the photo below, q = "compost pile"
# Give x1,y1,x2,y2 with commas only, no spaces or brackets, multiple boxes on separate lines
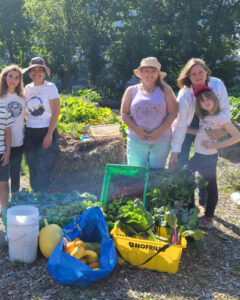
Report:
50,133,125,195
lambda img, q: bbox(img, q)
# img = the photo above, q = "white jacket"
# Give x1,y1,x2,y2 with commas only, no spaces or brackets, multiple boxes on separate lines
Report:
171,77,230,153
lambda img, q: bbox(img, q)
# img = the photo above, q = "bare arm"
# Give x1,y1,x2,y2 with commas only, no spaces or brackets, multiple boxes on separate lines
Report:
42,98,60,149
120,86,148,140
148,85,178,140
2,127,11,166
202,122,240,150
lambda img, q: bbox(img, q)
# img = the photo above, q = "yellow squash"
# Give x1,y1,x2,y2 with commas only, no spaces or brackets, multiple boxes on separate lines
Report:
39,219,62,258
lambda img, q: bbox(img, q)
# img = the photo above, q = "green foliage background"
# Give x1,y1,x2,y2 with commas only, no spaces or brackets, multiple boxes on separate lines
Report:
0,0,239,96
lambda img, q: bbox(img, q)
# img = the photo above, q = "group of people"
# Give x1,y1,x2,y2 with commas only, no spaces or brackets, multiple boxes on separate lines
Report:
0,55,239,230
121,56,240,229
0,57,60,216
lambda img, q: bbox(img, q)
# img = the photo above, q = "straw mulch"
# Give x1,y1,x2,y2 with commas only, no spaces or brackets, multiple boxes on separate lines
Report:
50,133,126,197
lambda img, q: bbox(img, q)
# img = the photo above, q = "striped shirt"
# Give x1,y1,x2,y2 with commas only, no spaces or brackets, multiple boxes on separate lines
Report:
0,104,14,154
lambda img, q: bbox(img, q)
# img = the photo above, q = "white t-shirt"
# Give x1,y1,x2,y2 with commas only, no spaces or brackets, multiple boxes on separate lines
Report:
2,93,25,147
194,114,229,155
25,81,59,128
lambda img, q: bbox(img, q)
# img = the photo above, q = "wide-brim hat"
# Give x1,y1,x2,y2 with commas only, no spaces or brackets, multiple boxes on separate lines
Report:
134,57,167,79
23,57,51,76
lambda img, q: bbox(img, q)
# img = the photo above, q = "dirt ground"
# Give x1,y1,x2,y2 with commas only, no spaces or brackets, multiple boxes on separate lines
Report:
0,157,240,300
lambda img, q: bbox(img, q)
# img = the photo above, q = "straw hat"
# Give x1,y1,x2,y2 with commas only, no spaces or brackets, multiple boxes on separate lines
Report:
23,57,51,76
134,57,167,79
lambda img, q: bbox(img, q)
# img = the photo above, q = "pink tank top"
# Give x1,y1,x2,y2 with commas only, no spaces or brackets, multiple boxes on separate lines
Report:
127,84,172,144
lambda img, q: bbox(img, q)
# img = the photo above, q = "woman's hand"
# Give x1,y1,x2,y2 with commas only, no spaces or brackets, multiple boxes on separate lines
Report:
135,127,149,140
148,128,161,140
43,133,53,149
206,128,227,139
1,152,10,166
169,152,178,168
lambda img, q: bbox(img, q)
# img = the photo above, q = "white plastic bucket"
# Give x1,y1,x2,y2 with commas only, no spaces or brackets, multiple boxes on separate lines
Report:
7,205,39,263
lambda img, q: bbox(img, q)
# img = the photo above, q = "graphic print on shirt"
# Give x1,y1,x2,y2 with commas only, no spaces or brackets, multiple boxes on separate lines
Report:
26,96,45,117
7,101,23,118
199,119,214,133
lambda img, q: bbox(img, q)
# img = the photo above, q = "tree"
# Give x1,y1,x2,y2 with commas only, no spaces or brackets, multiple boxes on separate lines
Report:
0,0,31,66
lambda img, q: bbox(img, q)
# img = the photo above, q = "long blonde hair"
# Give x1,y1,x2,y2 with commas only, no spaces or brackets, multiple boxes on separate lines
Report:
0,65,24,98
177,58,211,88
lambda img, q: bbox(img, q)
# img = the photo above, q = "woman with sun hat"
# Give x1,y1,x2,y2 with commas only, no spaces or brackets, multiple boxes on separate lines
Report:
23,57,60,192
121,57,178,168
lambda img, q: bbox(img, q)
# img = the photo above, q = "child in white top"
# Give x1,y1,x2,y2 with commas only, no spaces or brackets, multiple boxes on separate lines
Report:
0,66,23,212
0,65,25,195
187,85,240,229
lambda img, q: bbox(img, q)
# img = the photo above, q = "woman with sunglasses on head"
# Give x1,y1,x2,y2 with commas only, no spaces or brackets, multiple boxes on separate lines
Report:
121,57,178,168
23,57,60,193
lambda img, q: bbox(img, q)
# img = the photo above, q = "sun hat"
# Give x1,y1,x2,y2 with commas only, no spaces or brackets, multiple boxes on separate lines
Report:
22,57,51,76
193,85,214,97
134,57,167,79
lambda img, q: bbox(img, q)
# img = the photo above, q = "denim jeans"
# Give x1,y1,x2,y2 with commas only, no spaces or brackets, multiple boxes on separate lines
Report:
10,145,24,193
24,127,59,192
178,113,199,166
127,137,171,168
187,152,218,218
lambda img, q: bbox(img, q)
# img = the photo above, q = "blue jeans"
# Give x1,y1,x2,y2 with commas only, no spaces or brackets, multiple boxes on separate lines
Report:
187,153,218,218
127,137,171,168
24,127,59,192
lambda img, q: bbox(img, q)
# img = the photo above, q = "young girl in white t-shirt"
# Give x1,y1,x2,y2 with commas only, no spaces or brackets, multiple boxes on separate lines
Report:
0,65,24,212
187,85,240,229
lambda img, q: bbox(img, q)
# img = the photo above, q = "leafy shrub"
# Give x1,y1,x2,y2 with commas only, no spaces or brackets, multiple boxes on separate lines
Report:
58,96,121,137
72,89,102,103
228,86,240,98
93,85,124,108
229,96,240,123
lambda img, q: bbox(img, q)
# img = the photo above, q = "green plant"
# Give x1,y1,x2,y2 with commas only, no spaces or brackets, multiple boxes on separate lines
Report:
147,167,206,209
58,96,120,137
229,96,240,124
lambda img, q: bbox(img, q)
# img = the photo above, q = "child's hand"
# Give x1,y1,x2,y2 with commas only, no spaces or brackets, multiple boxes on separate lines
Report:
201,140,217,149
1,152,10,166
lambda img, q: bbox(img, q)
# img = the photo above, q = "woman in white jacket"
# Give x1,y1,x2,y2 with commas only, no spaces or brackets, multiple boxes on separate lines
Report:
169,58,230,168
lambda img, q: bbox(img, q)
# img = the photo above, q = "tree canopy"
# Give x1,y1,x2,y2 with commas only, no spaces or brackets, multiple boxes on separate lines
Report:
0,0,239,89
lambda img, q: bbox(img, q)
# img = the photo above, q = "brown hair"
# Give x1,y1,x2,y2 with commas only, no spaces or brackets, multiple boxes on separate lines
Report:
195,90,220,119
0,65,24,98
155,73,166,91
177,58,211,88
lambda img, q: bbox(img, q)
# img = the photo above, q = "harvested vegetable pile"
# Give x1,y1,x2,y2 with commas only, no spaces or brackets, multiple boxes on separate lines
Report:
4,189,102,228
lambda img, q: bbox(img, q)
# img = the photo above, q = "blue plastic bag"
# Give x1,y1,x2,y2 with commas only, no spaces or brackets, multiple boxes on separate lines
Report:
48,207,118,286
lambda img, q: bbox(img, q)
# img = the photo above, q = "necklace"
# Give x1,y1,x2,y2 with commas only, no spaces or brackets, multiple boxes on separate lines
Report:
140,83,155,94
